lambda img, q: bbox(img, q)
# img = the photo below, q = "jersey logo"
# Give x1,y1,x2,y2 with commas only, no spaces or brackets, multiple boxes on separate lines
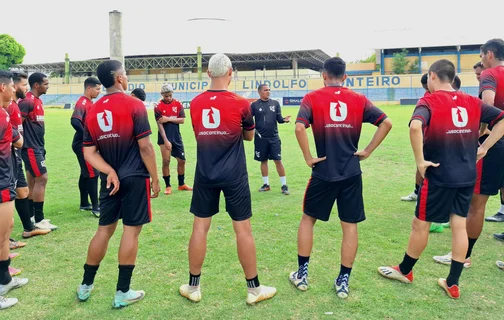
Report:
210,96,217,100
330,101,348,122
82,99,87,105
452,107,468,128
97,110,113,132
269,106,275,112
202,107,220,129
172,106,178,113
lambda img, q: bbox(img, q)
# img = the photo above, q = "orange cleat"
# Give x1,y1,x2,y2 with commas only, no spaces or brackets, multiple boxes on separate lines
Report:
164,187,172,195
178,184,193,191
22,228,51,239
9,239,27,250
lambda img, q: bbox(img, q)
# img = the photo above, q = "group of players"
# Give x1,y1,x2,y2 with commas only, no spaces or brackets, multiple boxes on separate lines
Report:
0,38,503,310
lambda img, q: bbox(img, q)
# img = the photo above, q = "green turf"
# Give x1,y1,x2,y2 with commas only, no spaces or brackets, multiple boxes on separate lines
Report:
3,105,503,319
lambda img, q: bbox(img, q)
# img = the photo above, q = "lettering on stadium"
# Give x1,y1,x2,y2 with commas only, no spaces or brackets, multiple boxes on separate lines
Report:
325,124,354,128
242,79,307,90
446,129,472,134
98,133,121,140
198,131,228,136
344,76,401,87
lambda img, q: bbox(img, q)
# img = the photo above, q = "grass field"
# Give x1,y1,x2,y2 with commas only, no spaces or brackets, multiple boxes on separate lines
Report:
2,105,503,320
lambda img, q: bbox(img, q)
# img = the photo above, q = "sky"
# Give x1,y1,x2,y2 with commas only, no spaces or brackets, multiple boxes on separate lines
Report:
3,0,503,65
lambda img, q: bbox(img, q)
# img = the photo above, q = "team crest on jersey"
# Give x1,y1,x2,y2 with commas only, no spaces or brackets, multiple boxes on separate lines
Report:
82,99,87,105
269,106,275,112
97,110,113,132
330,101,348,122
172,106,178,113
452,107,468,128
202,107,220,129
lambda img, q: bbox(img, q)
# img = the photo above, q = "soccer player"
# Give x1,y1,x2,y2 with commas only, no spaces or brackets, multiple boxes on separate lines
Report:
131,88,146,102
18,72,57,231
154,84,192,195
378,59,504,299
71,77,101,217
434,39,504,267
251,85,291,194
0,71,28,310
8,72,51,240
76,60,160,308
474,61,484,83
289,57,392,299
180,53,276,305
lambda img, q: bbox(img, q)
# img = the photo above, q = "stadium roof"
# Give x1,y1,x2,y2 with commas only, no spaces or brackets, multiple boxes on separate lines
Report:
14,49,331,75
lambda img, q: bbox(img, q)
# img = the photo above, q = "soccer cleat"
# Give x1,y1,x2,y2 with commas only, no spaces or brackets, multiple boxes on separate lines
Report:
179,284,201,302
9,267,21,276
22,227,51,239
34,220,57,231
432,252,471,268
335,275,349,299
437,278,460,299
76,284,94,301
164,187,172,195
0,296,18,310
112,289,145,308
400,192,417,201
9,253,20,260
258,184,271,192
0,277,29,295
281,185,290,195
485,212,504,222
378,265,413,283
494,233,504,241
429,224,444,233
9,239,26,250
80,205,93,211
246,285,277,305
289,271,308,291
441,222,450,228
91,208,100,218
178,184,193,191
497,260,504,270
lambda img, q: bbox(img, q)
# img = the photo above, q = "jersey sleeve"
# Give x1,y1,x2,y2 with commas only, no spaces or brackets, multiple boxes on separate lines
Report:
241,100,255,131
133,102,152,140
276,101,285,123
480,101,504,129
296,95,312,128
83,118,95,147
11,127,20,143
18,99,34,118
154,104,162,121
71,104,86,122
480,70,496,95
363,97,387,126
178,101,186,118
410,103,431,127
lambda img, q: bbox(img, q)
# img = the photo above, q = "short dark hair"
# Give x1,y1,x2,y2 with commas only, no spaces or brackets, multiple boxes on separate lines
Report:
12,72,27,84
0,70,13,85
481,38,504,61
257,84,269,92
473,61,483,69
97,60,123,88
429,59,455,83
84,77,101,89
28,72,47,87
131,88,146,101
452,75,461,90
421,73,428,85
323,57,346,79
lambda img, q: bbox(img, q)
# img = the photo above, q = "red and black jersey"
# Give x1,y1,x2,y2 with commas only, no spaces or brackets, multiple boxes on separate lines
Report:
296,86,387,182
0,108,20,192
480,65,504,110
154,99,185,143
411,90,504,187
71,96,92,147
83,92,152,179
190,90,255,187
19,92,44,149
7,100,23,135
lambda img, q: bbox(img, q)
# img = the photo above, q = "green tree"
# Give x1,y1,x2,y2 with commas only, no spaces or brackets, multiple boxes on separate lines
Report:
360,53,376,63
0,34,26,70
392,49,409,74
408,58,419,74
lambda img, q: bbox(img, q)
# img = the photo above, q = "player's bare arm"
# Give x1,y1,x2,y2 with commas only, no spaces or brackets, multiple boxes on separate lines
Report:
480,90,496,136
295,122,326,168
242,128,254,141
355,118,392,160
13,134,23,149
83,145,120,195
410,119,439,178
156,122,172,151
138,136,160,198
164,116,185,124
478,118,504,160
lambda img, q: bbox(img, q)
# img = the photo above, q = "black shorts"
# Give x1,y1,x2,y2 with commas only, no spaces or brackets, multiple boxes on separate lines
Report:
474,146,504,195
303,175,365,223
415,178,474,223
157,138,186,161
254,138,281,161
190,178,252,221
73,145,98,178
99,176,152,226
21,148,47,177
0,188,16,203
15,160,27,189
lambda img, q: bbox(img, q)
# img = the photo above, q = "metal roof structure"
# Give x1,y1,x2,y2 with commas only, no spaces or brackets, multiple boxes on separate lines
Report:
14,49,331,75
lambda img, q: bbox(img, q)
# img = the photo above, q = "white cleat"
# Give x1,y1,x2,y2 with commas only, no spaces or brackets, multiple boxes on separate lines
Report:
289,271,308,291
34,219,57,231
0,277,29,296
179,284,201,302
400,192,418,201
433,252,471,268
246,285,277,305
0,296,18,309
